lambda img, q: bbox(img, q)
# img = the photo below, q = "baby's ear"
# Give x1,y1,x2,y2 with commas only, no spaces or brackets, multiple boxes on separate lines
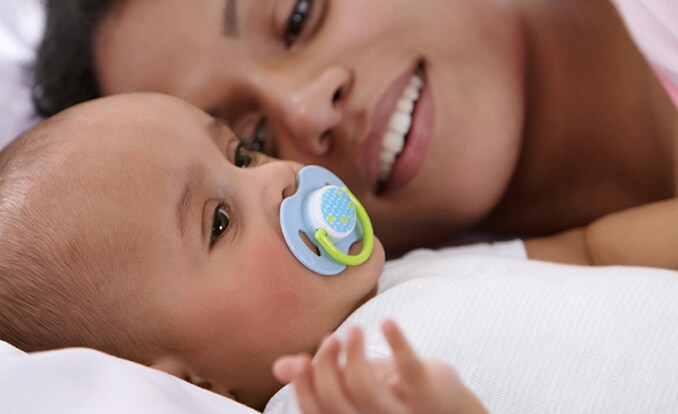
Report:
149,356,236,400
149,355,191,380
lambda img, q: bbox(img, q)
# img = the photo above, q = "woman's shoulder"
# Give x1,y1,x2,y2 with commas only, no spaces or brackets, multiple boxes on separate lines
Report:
611,0,678,106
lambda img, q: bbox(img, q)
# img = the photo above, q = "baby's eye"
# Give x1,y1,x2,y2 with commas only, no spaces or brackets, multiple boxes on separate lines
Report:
234,143,252,168
211,204,230,246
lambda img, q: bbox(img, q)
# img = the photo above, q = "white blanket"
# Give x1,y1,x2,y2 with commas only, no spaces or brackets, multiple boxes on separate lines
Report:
0,340,258,414
266,250,678,413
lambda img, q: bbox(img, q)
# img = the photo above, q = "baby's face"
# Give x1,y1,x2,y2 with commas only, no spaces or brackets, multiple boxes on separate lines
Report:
44,94,384,408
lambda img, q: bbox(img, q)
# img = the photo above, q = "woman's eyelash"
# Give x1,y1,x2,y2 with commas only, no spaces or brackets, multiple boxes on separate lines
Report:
244,118,268,153
284,0,314,47
234,142,253,168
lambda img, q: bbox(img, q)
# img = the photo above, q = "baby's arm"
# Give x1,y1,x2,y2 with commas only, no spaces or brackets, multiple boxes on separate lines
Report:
273,321,486,414
526,198,678,269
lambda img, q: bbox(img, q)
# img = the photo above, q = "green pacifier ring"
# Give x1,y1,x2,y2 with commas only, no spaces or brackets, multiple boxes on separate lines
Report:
314,187,374,266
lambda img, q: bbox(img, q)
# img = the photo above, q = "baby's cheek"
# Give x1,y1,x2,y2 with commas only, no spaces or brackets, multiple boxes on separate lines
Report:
245,240,319,317
239,245,326,354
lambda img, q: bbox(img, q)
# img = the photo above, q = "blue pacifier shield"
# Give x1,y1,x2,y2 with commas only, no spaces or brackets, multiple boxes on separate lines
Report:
280,166,370,275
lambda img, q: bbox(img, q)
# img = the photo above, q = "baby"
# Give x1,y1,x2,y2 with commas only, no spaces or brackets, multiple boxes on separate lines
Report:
1,93,677,413
0,93,484,412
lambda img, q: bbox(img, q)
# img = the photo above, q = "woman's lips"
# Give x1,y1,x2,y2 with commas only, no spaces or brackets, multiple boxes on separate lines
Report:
363,62,433,195
382,68,434,193
377,67,424,183
362,65,418,193
363,62,434,195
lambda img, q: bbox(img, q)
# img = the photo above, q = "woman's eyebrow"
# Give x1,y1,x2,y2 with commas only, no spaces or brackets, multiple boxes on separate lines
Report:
223,0,239,37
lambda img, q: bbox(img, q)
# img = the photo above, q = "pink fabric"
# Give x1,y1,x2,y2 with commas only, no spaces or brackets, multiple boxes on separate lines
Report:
655,68,678,108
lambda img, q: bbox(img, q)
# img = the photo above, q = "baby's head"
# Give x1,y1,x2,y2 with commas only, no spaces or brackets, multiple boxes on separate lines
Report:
0,93,384,409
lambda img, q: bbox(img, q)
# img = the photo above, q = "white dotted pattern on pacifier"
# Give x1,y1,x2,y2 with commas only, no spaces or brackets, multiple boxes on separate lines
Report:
307,186,357,242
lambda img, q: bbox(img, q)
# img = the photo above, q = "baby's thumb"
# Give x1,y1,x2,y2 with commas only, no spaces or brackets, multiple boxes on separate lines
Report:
272,354,311,384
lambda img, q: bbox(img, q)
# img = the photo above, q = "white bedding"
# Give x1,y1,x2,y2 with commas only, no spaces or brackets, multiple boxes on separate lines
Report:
3,249,677,414
0,340,258,414
267,251,678,414
0,0,43,149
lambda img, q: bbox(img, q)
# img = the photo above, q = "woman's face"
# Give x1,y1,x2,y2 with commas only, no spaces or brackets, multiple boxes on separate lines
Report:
96,0,526,251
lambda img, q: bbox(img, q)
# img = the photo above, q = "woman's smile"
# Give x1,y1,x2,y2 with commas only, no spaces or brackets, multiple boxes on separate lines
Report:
364,61,433,194
381,62,435,194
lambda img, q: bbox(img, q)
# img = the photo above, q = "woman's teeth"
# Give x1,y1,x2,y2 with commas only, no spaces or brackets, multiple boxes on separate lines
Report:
379,69,424,183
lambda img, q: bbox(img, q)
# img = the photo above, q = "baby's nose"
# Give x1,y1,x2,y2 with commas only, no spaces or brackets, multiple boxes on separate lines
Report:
281,161,304,199
282,179,298,199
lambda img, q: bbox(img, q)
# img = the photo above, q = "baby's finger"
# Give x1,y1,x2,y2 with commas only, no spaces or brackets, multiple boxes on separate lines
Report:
312,336,357,414
382,321,427,392
344,326,403,413
289,357,325,414
272,354,309,385
343,326,371,397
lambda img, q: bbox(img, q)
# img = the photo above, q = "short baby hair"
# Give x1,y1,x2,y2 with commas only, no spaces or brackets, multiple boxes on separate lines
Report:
0,121,156,361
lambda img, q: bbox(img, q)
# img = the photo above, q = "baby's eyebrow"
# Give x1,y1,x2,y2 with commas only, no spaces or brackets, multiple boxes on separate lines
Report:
176,163,203,243
209,117,236,157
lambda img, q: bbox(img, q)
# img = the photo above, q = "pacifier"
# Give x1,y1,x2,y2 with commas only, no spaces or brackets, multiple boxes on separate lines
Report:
280,166,374,275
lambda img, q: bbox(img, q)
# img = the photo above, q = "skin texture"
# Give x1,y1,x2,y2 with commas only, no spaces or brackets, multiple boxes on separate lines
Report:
94,0,678,255
21,94,385,410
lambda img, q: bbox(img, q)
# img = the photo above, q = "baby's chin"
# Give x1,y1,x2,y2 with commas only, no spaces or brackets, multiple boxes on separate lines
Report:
371,236,387,269
349,234,385,261
363,236,386,284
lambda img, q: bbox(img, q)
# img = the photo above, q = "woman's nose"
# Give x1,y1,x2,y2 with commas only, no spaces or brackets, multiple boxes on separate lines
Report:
264,66,351,155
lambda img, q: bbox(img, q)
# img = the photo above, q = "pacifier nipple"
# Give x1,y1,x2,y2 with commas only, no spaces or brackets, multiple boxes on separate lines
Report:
280,166,374,276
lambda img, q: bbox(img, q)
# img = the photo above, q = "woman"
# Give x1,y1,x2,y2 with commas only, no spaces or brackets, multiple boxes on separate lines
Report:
32,0,678,255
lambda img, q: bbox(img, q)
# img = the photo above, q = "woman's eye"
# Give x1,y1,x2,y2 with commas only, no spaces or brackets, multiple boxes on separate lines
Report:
234,143,253,168
210,204,230,246
284,0,314,47
245,118,268,154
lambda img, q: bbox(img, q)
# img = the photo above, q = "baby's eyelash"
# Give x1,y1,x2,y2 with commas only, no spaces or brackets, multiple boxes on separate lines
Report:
210,202,231,248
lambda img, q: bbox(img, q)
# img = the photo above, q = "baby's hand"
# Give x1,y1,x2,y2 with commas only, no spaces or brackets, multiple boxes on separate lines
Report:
272,321,486,414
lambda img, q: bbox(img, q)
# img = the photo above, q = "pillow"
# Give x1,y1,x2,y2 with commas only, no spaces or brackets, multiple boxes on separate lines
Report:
0,0,44,149
0,340,259,414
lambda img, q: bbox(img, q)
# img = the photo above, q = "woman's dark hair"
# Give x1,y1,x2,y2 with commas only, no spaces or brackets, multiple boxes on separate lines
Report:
31,0,117,118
